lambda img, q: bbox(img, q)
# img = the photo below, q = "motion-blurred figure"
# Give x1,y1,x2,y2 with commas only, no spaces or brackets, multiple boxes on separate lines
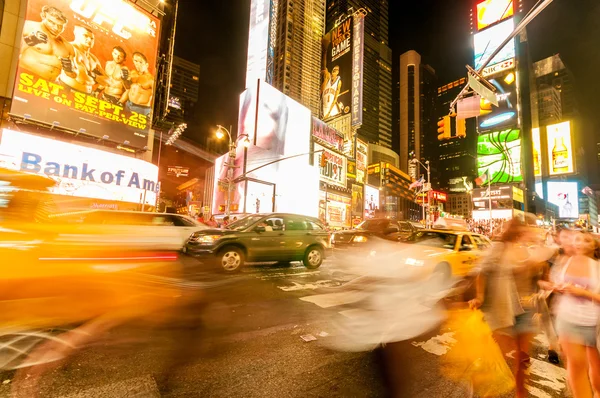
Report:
469,217,556,398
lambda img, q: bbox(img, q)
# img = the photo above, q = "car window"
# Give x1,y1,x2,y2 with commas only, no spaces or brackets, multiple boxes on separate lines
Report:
411,231,458,250
229,215,264,231
307,220,325,231
472,235,491,249
172,215,197,227
399,222,412,232
285,217,310,231
263,216,285,231
356,219,389,231
461,235,473,246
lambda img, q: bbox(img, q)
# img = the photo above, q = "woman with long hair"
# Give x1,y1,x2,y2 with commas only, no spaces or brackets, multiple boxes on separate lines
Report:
551,232,600,397
470,218,554,398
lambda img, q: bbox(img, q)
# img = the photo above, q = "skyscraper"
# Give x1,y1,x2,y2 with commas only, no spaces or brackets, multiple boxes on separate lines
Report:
166,56,200,124
325,0,392,149
273,0,325,115
398,50,438,178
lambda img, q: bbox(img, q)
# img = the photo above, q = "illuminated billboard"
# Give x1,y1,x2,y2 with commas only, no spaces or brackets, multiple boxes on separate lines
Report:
547,121,574,176
532,127,542,177
0,129,157,205
11,0,160,149
322,16,353,122
311,117,344,152
547,181,579,218
351,13,364,126
356,139,368,184
214,82,315,215
314,143,347,188
364,185,379,219
477,128,522,184
478,71,518,132
476,0,514,31
473,18,515,70
245,0,276,88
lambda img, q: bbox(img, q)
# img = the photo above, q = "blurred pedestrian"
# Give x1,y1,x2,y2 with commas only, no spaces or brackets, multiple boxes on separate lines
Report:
469,218,554,398
551,232,600,397
221,216,230,228
205,215,218,228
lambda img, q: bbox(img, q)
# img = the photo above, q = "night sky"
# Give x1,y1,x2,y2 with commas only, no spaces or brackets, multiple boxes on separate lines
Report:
176,0,600,166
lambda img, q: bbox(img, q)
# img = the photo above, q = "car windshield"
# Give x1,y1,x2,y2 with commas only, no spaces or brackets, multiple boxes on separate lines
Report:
227,215,265,231
410,222,425,229
355,219,389,231
411,231,458,250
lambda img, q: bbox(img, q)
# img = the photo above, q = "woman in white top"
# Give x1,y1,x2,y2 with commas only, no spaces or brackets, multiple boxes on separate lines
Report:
552,233,600,397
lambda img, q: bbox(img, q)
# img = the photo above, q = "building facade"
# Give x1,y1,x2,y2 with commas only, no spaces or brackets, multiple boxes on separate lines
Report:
273,0,325,116
166,56,200,124
398,50,438,178
325,0,392,149
437,78,477,193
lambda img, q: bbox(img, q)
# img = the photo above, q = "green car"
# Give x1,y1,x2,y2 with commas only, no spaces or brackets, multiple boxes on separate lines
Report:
184,213,332,272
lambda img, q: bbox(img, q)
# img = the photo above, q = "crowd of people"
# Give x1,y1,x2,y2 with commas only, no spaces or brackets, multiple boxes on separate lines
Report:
466,218,507,237
469,219,600,397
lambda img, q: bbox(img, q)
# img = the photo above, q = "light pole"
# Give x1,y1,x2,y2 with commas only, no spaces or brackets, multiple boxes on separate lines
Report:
215,125,250,216
411,158,431,227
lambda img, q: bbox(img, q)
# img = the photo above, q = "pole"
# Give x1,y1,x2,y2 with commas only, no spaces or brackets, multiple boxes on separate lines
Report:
155,131,163,210
426,163,431,228
488,171,493,236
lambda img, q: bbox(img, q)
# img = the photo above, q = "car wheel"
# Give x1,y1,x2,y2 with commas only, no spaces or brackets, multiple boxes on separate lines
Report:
303,246,323,269
433,262,451,283
218,247,244,272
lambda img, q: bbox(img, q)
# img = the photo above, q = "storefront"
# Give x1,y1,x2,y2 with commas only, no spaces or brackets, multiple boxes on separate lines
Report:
0,129,158,211
367,162,420,220
471,185,525,221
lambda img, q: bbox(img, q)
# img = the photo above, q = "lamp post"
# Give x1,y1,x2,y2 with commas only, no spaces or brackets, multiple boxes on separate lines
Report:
411,158,431,227
215,125,250,216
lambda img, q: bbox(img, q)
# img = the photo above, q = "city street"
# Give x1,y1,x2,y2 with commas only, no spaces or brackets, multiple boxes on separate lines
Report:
0,257,568,398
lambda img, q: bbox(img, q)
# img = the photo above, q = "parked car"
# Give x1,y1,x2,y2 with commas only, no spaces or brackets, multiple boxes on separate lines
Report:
332,218,424,249
49,210,207,251
184,213,332,272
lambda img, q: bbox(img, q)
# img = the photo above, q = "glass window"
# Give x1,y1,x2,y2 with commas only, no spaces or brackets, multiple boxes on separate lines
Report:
307,220,325,231
172,215,197,227
263,216,285,231
411,231,458,250
399,222,412,232
472,235,491,249
228,215,264,231
284,216,308,231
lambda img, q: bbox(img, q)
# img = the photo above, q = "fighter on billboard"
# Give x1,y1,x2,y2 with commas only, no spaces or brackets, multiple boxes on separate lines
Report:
321,16,352,121
12,0,160,149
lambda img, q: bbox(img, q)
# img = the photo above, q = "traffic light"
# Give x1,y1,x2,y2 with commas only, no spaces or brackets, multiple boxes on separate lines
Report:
437,115,451,140
320,153,327,168
456,118,466,138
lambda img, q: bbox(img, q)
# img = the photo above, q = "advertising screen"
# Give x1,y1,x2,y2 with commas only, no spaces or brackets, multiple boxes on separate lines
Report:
478,71,518,132
352,184,363,215
314,143,346,188
321,16,353,122
547,181,579,218
473,18,515,70
11,0,160,149
356,138,367,184
351,13,364,126
448,176,473,193
0,129,157,205
477,128,522,184
476,0,514,31
532,127,542,177
214,82,314,215
547,121,574,176
245,0,276,88
311,117,344,152
364,185,379,219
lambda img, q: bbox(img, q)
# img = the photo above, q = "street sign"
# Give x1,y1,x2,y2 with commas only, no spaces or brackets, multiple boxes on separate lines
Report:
468,74,499,107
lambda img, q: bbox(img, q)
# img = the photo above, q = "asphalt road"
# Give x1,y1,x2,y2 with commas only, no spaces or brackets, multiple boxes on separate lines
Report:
0,257,569,397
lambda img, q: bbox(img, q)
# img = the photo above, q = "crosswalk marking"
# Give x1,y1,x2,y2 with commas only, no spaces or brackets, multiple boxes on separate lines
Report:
299,291,365,308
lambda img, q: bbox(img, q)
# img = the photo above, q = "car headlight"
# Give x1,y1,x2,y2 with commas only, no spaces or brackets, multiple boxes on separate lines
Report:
353,235,368,243
405,258,425,267
189,234,221,244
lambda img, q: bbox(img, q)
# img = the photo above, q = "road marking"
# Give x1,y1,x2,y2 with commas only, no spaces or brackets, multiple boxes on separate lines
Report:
258,271,321,280
299,291,366,308
411,332,456,356
526,358,567,393
525,384,553,398
277,280,342,291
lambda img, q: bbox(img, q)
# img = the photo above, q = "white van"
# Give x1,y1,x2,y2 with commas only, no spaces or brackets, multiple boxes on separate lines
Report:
50,210,208,251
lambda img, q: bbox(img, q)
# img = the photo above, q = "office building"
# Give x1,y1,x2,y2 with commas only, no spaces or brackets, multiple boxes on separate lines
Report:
369,143,399,168
533,54,578,120
166,56,200,124
273,0,325,116
536,85,562,125
437,78,477,193
398,50,438,179
325,0,393,149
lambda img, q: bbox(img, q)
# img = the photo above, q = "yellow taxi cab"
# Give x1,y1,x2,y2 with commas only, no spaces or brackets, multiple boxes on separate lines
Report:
404,227,492,279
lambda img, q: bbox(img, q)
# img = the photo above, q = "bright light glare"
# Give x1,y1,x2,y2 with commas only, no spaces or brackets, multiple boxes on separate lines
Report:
242,137,251,148
216,130,225,139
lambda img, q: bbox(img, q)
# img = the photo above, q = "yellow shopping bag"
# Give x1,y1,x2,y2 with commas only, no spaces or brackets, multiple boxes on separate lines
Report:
442,309,515,397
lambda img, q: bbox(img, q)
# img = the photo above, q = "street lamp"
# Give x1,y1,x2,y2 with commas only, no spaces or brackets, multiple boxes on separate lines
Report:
215,125,250,216
411,158,431,227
